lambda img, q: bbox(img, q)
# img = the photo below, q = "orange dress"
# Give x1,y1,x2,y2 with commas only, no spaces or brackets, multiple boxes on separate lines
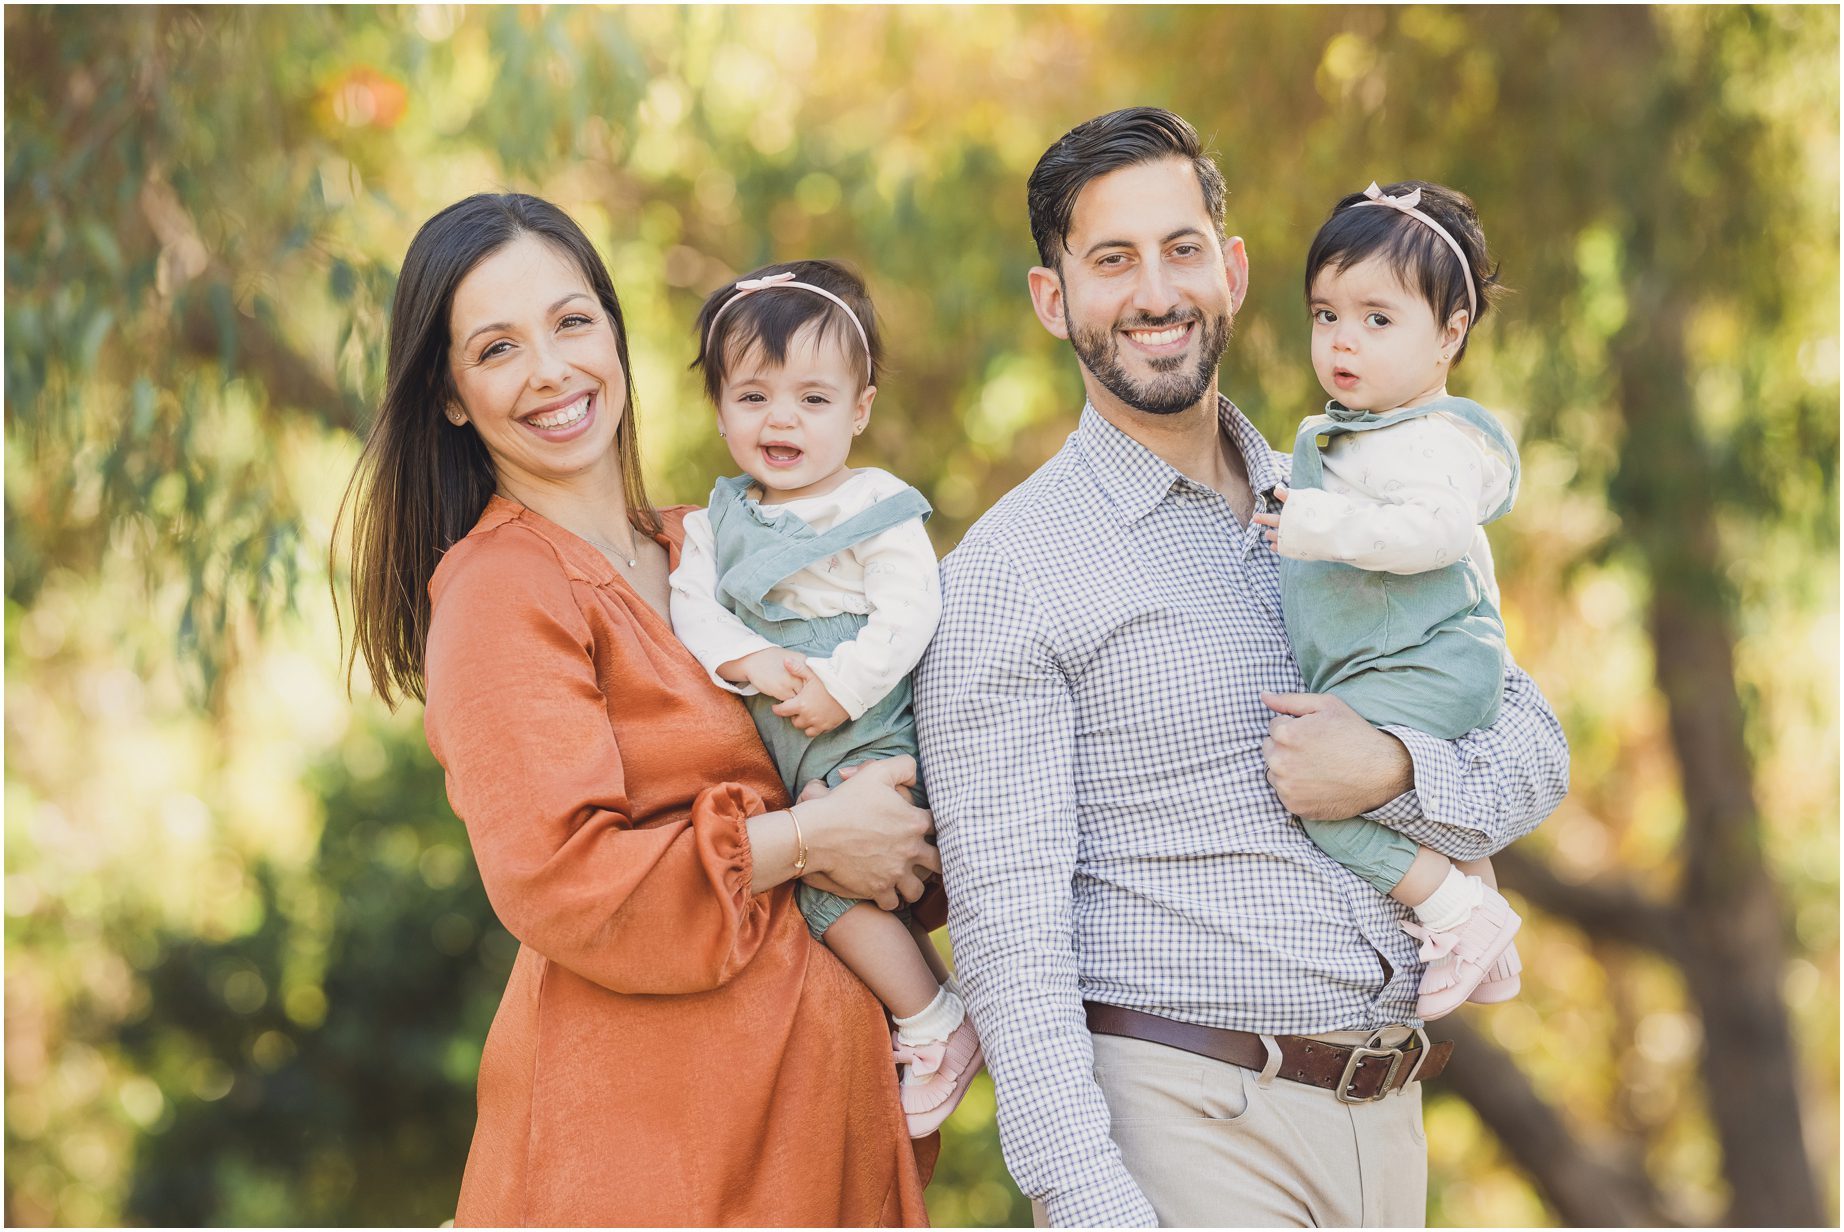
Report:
424,496,936,1227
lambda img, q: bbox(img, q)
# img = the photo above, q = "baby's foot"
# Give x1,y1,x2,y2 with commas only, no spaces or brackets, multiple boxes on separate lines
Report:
1467,940,1522,1004
1402,884,1522,1020
891,1013,983,1137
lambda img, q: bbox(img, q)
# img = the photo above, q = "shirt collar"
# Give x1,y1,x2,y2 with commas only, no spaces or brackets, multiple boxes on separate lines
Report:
1076,394,1288,524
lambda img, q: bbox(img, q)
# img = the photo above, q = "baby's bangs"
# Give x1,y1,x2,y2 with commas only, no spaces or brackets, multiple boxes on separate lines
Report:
1311,209,1469,326
714,299,869,388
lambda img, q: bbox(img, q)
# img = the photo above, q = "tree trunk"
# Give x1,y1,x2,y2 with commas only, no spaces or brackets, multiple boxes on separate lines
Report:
1439,1017,1676,1226
1608,268,1823,1226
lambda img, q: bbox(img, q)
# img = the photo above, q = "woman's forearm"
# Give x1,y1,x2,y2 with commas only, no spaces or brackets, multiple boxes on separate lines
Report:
746,806,806,895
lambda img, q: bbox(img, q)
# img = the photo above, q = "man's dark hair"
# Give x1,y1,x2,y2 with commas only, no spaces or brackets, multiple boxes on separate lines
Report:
690,258,882,403
1027,107,1227,272
1303,180,1503,366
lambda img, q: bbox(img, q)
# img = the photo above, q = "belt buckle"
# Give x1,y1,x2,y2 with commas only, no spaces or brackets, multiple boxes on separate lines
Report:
1336,1030,1405,1104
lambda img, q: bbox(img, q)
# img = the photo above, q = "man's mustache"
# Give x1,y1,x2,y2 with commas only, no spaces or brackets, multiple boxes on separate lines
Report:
1114,309,1203,331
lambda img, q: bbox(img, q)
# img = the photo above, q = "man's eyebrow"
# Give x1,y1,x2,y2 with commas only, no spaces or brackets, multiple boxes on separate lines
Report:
461,293,594,348
1081,227,1208,260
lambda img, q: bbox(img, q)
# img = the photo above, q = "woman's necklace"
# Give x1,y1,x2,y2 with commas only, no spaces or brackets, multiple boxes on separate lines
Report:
495,486,647,569
577,525,644,569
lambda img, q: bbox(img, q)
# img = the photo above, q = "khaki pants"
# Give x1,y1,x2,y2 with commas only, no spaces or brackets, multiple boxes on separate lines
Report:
1035,1030,1428,1228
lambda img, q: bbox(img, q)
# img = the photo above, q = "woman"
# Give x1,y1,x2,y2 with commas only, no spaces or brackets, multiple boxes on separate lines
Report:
339,194,943,1226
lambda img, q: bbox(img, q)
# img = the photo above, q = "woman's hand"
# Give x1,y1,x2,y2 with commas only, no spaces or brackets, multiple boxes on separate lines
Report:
797,755,939,910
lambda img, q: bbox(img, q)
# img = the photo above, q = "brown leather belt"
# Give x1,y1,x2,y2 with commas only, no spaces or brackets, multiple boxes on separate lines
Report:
1084,1002,1453,1103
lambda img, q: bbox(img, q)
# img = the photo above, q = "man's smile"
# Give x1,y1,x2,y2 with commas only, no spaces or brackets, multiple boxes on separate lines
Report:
1121,321,1195,353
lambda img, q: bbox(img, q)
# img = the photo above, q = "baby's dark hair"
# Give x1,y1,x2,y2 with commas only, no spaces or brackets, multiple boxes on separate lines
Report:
690,259,882,403
1303,181,1502,366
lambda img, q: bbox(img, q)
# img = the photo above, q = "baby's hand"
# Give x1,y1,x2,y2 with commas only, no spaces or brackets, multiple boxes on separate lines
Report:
1250,484,1290,548
771,660,850,737
718,647,807,701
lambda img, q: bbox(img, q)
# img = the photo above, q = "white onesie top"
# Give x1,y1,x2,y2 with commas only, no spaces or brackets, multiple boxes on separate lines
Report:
669,467,942,720
1275,409,1513,607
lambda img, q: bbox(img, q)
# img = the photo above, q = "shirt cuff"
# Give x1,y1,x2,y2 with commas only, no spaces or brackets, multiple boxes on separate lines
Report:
709,672,754,697
1041,1180,1160,1228
1360,724,1441,824
699,638,780,698
805,658,873,721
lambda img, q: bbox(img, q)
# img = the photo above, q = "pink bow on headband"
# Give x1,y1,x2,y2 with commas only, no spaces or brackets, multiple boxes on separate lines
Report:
1363,182,1424,211
1355,181,1477,322
735,271,798,292
704,270,873,362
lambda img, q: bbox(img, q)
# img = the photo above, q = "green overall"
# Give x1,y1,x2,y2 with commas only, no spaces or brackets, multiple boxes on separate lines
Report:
707,473,933,939
1279,397,1520,893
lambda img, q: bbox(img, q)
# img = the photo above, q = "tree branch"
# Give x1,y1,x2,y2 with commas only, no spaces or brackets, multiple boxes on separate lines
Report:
1492,849,1680,957
176,279,370,433
1438,1016,1680,1227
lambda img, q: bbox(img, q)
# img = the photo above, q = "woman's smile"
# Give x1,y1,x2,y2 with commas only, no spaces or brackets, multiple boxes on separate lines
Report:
522,390,597,439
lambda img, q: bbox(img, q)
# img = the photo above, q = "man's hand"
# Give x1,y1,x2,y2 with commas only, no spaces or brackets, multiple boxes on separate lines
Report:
717,648,807,701
772,659,850,737
1260,690,1414,820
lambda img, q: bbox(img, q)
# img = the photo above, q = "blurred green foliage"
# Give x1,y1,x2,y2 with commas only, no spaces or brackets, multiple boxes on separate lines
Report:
4,5,1837,1227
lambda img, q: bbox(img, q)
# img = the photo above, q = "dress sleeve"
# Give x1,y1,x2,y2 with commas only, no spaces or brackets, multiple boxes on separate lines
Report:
667,508,778,696
425,530,774,995
1277,415,1509,574
805,515,943,720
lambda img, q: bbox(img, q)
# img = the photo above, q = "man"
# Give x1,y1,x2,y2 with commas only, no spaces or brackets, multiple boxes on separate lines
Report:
914,107,1568,1227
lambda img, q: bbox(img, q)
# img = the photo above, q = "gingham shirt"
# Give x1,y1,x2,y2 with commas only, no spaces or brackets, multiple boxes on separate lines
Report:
914,398,1569,1227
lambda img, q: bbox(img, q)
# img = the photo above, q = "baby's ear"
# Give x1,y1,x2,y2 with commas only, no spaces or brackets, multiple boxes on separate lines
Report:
1445,309,1471,353
853,384,877,430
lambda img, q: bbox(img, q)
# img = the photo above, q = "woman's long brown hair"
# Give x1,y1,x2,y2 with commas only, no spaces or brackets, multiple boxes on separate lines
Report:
333,193,660,708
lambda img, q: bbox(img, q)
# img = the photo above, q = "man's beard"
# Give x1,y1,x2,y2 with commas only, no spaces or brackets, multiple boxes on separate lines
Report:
1070,307,1232,416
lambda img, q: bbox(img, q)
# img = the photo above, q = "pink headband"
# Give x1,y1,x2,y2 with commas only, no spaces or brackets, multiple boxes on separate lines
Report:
1355,182,1477,324
704,270,872,365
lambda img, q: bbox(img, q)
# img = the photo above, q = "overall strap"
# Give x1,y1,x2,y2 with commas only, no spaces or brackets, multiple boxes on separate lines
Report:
718,483,933,611
704,473,756,539
1288,416,1333,490
1434,399,1521,523
1288,398,1519,520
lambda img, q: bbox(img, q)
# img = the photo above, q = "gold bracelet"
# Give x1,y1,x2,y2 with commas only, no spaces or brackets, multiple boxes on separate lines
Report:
787,807,809,877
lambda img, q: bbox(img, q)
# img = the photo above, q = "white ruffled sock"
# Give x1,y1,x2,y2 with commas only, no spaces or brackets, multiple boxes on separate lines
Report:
892,984,967,1047
1411,868,1485,933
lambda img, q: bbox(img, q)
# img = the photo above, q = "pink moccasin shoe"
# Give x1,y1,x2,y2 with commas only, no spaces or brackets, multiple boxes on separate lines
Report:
891,1014,985,1138
1402,885,1522,1021
1467,940,1523,1004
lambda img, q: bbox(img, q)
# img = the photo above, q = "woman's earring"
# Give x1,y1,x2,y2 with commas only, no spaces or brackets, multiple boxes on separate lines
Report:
446,406,467,426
